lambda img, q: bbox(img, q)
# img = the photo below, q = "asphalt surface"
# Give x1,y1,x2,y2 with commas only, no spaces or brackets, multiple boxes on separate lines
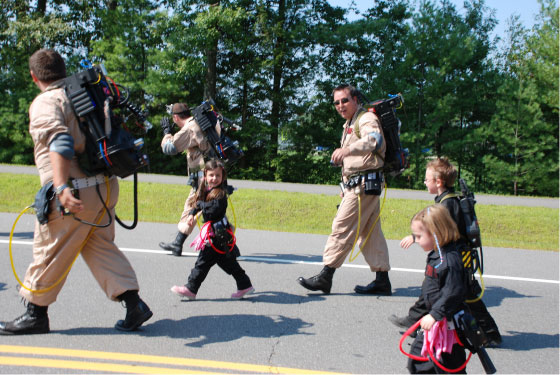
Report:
0,165,559,374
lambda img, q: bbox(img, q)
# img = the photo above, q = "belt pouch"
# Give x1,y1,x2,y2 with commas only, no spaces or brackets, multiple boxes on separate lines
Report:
364,172,382,195
34,181,55,224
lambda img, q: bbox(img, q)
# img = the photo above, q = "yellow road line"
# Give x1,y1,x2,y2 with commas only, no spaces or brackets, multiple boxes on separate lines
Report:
0,356,213,374
0,345,342,374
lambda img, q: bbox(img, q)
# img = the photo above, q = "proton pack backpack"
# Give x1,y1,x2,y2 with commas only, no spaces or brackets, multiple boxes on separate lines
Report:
64,63,150,178
354,94,409,177
191,99,243,170
440,178,485,274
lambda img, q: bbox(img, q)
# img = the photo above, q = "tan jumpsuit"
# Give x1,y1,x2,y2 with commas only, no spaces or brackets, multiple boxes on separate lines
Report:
323,108,391,272
160,117,215,235
21,81,139,306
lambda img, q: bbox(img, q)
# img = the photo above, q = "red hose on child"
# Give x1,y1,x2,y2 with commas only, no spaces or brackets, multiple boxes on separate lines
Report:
399,318,472,372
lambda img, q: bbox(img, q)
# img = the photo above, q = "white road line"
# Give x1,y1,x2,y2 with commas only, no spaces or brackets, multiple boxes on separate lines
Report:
2,240,558,285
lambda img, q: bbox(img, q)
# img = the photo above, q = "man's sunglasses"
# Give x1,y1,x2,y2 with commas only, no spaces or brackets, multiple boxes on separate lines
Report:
333,97,350,106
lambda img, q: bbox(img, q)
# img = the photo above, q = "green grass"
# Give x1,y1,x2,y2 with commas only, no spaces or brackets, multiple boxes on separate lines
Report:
1,173,558,251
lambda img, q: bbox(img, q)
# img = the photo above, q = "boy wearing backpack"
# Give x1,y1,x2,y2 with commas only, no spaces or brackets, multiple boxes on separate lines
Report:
394,157,502,347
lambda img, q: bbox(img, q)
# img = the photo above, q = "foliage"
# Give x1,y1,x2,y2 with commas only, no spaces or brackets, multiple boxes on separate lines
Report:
0,0,557,196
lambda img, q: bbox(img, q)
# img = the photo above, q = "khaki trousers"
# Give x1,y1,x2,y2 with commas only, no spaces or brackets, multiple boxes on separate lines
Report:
178,187,197,235
20,178,139,306
323,188,390,271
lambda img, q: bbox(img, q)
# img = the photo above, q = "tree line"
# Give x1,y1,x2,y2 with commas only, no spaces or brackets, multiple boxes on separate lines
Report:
1,0,558,196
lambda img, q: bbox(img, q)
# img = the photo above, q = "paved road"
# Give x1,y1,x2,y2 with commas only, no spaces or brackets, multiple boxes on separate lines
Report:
1,164,558,208
0,210,558,374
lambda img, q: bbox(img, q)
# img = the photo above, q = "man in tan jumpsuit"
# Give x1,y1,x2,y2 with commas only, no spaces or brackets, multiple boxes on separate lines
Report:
0,49,152,335
297,84,392,295
158,103,216,256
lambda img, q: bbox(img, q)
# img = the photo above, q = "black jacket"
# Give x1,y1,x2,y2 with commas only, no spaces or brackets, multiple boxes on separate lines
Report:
435,189,467,241
422,241,468,321
190,194,228,223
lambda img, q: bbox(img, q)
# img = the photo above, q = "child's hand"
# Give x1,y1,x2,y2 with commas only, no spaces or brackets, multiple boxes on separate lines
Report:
420,314,436,331
186,215,195,227
400,235,414,249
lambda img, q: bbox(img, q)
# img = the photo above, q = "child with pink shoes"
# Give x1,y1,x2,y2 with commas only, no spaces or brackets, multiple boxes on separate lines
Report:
171,159,254,300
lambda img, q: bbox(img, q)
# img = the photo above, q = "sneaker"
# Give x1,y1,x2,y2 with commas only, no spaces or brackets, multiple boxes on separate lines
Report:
171,285,196,300
231,286,255,299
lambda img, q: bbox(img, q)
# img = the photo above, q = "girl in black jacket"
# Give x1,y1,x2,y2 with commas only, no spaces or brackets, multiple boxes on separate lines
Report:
407,204,468,374
171,159,253,300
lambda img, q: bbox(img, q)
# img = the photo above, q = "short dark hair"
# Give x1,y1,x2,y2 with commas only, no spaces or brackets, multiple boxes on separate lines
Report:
29,49,67,82
172,103,191,119
332,83,359,98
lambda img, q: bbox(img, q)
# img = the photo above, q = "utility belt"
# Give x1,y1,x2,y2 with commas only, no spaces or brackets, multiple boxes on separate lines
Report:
33,173,115,225
70,173,115,190
344,170,384,195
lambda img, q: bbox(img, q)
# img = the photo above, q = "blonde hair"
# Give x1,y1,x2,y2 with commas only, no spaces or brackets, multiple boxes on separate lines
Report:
412,204,460,247
426,157,457,188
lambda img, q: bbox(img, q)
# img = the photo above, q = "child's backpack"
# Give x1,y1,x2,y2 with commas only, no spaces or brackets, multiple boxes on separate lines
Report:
354,94,409,177
441,178,485,273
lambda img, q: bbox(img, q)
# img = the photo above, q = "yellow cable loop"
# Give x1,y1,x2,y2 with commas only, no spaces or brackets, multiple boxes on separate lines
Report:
195,194,238,233
92,73,102,85
349,182,388,263
466,267,485,303
227,195,238,234
9,177,110,294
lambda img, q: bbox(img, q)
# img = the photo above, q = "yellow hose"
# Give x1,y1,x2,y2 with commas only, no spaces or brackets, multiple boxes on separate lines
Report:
9,177,110,294
349,182,388,262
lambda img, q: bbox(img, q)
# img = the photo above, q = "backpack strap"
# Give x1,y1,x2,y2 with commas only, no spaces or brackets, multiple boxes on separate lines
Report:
352,108,368,138
352,108,385,163
439,192,459,203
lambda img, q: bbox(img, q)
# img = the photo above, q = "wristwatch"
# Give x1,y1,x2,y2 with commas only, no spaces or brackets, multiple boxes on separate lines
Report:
54,183,69,196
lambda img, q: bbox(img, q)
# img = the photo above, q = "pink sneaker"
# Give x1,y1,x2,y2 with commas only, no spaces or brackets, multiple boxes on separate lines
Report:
231,286,255,299
171,285,196,300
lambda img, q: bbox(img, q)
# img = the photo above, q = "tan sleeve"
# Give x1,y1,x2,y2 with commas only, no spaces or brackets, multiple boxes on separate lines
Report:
29,91,69,148
347,112,385,156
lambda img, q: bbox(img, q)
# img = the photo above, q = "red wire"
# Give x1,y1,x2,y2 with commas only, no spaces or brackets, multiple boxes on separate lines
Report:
399,318,472,372
103,139,113,166
399,320,428,362
425,330,472,373
200,222,236,254
106,76,121,101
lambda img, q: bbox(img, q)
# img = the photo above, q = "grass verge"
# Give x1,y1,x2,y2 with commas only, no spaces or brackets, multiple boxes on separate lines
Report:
1,173,557,251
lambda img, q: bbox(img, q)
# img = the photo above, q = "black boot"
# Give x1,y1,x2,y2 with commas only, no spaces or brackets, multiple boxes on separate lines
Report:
159,231,188,256
297,266,335,294
354,271,392,295
0,302,50,335
115,291,153,332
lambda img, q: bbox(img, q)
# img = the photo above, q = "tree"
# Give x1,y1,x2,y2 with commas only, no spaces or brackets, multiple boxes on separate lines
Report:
484,0,559,196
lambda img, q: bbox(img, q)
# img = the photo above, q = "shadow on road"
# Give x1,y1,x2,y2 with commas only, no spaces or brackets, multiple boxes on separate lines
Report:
478,286,534,308
204,291,327,304
0,231,34,239
499,331,559,351
141,314,313,347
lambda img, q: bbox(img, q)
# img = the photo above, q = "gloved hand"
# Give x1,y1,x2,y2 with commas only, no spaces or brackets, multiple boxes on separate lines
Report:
160,117,172,135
